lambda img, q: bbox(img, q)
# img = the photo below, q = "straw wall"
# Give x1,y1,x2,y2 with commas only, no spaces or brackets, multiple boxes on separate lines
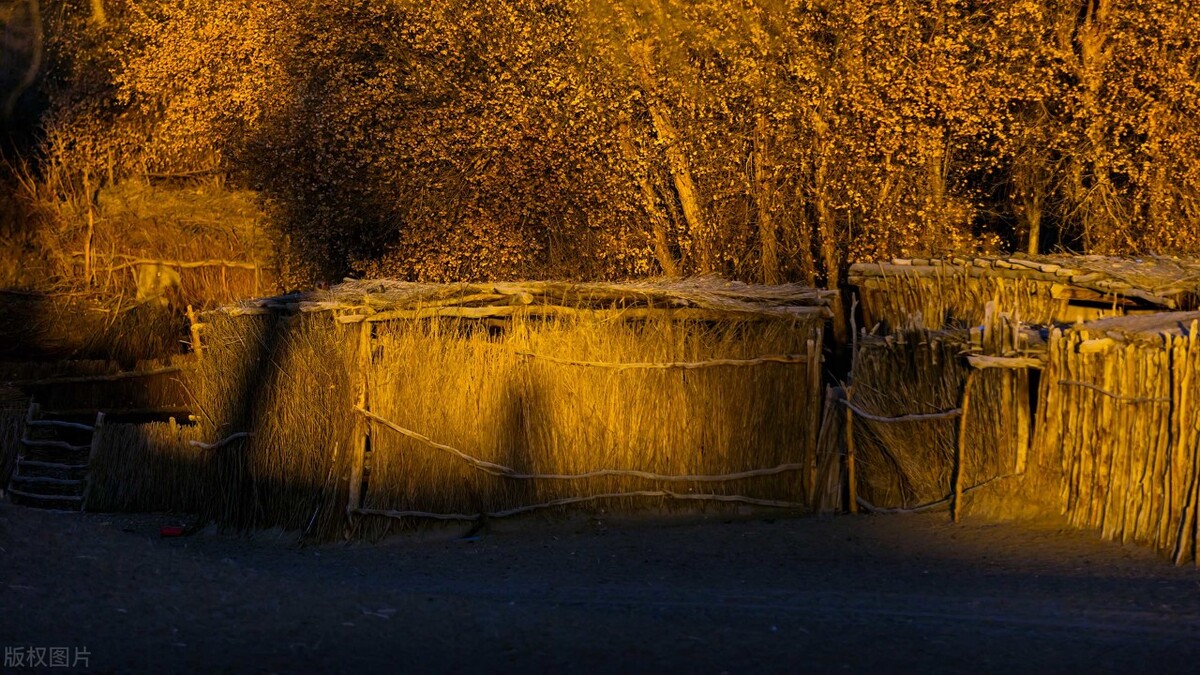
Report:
846,327,1031,513
185,312,359,539
359,315,822,530
1,407,25,491
1033,324,1200,564
86,421,212,513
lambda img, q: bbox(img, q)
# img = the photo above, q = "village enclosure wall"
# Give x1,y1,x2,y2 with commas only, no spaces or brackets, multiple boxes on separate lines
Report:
1033,314,1200,564
166,280,833,540
846,255,1200,565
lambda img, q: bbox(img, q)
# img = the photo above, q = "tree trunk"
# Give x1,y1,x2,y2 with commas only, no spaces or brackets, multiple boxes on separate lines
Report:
1073,0,1120,251
754,113,780,285
809,107,847,341
630,40,712,273
1025,201,1042,255
618,115,678,277
923,136,948,249
3,0,42,122
89,0,107,27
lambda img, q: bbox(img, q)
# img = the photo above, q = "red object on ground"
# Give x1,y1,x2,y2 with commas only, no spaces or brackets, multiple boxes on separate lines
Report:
159,526,185,537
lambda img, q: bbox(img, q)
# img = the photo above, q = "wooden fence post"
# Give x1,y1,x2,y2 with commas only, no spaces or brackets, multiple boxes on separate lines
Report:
187,305,203,359
805,335,822,503
346,321,372,517
81,411,105,511
953,372,976,522
844,389,858,514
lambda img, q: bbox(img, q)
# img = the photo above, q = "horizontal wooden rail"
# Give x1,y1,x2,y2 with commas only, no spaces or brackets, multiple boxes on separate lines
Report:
514,351,810,370
6,366,186,387
355,491,806,522
20,438,90,452
333,304,831,324
840,399,962,423
966,354,1044,370
189,432,252,450
356,406,806,483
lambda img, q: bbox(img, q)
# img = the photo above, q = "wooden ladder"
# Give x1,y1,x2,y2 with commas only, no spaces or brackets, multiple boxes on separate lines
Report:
5,402,104,511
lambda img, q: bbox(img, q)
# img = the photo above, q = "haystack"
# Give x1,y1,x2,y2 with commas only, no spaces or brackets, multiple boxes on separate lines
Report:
185,279,834,540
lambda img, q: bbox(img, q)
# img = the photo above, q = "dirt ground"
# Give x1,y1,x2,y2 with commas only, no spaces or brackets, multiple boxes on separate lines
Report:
3,504,1200,674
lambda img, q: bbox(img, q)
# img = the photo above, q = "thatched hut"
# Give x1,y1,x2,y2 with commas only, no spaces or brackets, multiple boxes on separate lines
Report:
849,255,1200,330
132,279,834,540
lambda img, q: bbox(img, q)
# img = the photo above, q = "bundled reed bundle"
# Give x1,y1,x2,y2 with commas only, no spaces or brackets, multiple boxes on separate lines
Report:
85,421,212,513
1033,313,1200,564
847,330,968,509
811,386,849,513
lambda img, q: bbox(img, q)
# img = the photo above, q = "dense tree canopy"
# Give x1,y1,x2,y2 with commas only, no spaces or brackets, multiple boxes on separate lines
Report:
10,0,1200,286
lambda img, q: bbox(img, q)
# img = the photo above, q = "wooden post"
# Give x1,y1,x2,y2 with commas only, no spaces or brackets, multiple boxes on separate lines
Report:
346,321,372,516
843,391,858,514
80,411,105,512
187,304,203,359
954,372,976,522
804,336,822,503
6,401,38,492
1014,369,1031,475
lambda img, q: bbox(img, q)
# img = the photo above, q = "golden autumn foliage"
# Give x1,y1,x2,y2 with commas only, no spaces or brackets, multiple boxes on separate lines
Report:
9,0,1200,288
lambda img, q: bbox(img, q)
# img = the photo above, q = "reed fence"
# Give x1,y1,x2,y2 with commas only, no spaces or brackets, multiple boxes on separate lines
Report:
175,279,832,540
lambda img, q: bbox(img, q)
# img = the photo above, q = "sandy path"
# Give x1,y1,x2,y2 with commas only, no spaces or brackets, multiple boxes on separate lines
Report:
3,504,1200,673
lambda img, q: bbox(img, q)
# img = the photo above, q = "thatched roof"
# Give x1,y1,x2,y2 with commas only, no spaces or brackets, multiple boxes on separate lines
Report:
849,255,1200,310
218,278,837,323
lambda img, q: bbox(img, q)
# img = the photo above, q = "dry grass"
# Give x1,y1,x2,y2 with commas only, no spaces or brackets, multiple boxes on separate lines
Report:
0,291,189,362
848,331,968,508
186,312,357,540
85,421,212,513
190,287,825,540
0,357,192,414
2,176,273,366
361,316,819,531
79,179,271,306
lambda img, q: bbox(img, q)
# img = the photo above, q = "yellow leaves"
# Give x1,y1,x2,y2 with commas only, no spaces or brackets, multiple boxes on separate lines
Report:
32,0,1200,288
